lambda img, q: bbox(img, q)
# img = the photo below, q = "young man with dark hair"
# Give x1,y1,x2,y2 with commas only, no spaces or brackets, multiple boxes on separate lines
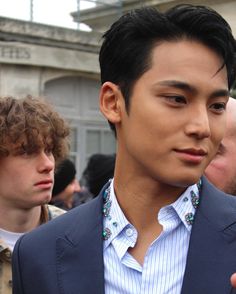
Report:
50,158,81,210
13,5,236,294
0,96,69,294
81,153,116,197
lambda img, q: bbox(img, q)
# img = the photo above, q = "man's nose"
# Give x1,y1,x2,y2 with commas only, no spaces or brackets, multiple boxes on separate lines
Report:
37,151,55,173
184,107,211,139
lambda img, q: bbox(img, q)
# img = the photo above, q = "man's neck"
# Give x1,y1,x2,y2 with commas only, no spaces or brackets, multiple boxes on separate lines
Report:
0,205,42,233
114,176,186,228
112,176,188,265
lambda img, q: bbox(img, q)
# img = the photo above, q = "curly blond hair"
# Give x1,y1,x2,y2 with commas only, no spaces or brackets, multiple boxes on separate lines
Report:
0,96,70,162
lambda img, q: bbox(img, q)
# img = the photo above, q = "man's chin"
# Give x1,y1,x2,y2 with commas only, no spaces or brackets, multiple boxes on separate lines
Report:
172,175,201,188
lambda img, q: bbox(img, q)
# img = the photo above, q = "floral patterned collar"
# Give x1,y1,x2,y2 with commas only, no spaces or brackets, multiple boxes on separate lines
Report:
102,179,202,241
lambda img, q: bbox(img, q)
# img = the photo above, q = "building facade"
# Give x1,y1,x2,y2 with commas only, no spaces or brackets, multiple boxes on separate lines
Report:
0,17,116,176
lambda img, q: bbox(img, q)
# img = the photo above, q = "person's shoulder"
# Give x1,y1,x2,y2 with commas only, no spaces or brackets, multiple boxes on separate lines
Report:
202,176,236,202
196,177,236,235
21,195,102,241
13,195,103,258
201,176,236,215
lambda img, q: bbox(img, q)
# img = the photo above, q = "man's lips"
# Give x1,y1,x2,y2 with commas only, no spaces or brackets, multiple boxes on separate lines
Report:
174,148,208,163
175,148,207,156
34,179,53,189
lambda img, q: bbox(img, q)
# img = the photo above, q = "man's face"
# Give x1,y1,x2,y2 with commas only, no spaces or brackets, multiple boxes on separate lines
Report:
205,126,236,195
0,148,55,209
114,40,229,188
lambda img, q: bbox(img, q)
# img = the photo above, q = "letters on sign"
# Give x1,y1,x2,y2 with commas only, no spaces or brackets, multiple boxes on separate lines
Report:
0,46,30,59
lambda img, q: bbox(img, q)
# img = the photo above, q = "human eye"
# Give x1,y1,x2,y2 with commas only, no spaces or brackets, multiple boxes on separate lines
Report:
209,102,226,113
21,149,34,157
163,95,187,106
13,145,29,157
14,150,32,158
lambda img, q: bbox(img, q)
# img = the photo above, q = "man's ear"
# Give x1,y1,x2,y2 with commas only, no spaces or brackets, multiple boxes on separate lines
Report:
99,82,123,124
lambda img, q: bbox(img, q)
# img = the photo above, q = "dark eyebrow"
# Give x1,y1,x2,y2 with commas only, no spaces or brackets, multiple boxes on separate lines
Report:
156,80,229,98
157,80,198,94
209,89,229,99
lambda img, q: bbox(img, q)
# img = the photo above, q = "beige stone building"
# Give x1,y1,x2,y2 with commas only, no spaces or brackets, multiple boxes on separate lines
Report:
0,17,114,176
74,0,236,36
0,0,235,175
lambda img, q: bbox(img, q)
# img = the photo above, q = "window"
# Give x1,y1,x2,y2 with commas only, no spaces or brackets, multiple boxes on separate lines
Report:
86,128,116,161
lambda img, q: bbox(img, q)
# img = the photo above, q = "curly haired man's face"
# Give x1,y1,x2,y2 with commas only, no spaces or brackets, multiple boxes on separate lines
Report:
0,148,55,209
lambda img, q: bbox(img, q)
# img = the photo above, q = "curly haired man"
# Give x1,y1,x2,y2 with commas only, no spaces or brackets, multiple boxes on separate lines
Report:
0,96,69,294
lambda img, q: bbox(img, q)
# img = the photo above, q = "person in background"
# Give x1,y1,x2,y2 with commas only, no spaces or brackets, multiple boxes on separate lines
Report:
12,5,236,294
73,153,116,207
0,96,69,294
205,97,236,195
82,153,116,197
51,158,81,210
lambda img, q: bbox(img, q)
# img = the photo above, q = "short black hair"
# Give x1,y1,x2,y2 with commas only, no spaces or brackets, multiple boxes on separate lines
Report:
82,153,115,196
52,159,76,196
99,4,236,133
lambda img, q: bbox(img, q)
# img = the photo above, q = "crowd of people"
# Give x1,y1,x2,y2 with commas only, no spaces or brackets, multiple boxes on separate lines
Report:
0,3,236,294
50,153,116,210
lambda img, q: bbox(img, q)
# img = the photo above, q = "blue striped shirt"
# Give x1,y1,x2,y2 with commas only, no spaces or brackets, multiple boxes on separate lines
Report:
103,180,200,293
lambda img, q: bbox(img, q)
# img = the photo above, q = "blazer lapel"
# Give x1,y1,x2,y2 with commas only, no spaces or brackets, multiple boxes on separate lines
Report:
181,177,236,294
56,189,105,294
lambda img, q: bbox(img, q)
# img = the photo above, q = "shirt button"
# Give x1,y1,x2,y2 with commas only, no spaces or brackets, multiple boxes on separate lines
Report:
126,228,133,237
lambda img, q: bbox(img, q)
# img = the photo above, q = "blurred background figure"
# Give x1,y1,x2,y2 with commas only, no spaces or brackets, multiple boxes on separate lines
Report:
73,153,116,207
82,153,116,196
50,159,81,210
205,98,236,195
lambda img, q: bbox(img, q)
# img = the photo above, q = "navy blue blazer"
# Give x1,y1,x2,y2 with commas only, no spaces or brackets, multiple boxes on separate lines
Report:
12,177,236,294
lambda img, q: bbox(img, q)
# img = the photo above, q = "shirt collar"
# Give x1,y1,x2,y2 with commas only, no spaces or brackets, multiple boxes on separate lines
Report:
103,179,201,246
159,183,200,232
0,239,12,262
103,179,130,249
